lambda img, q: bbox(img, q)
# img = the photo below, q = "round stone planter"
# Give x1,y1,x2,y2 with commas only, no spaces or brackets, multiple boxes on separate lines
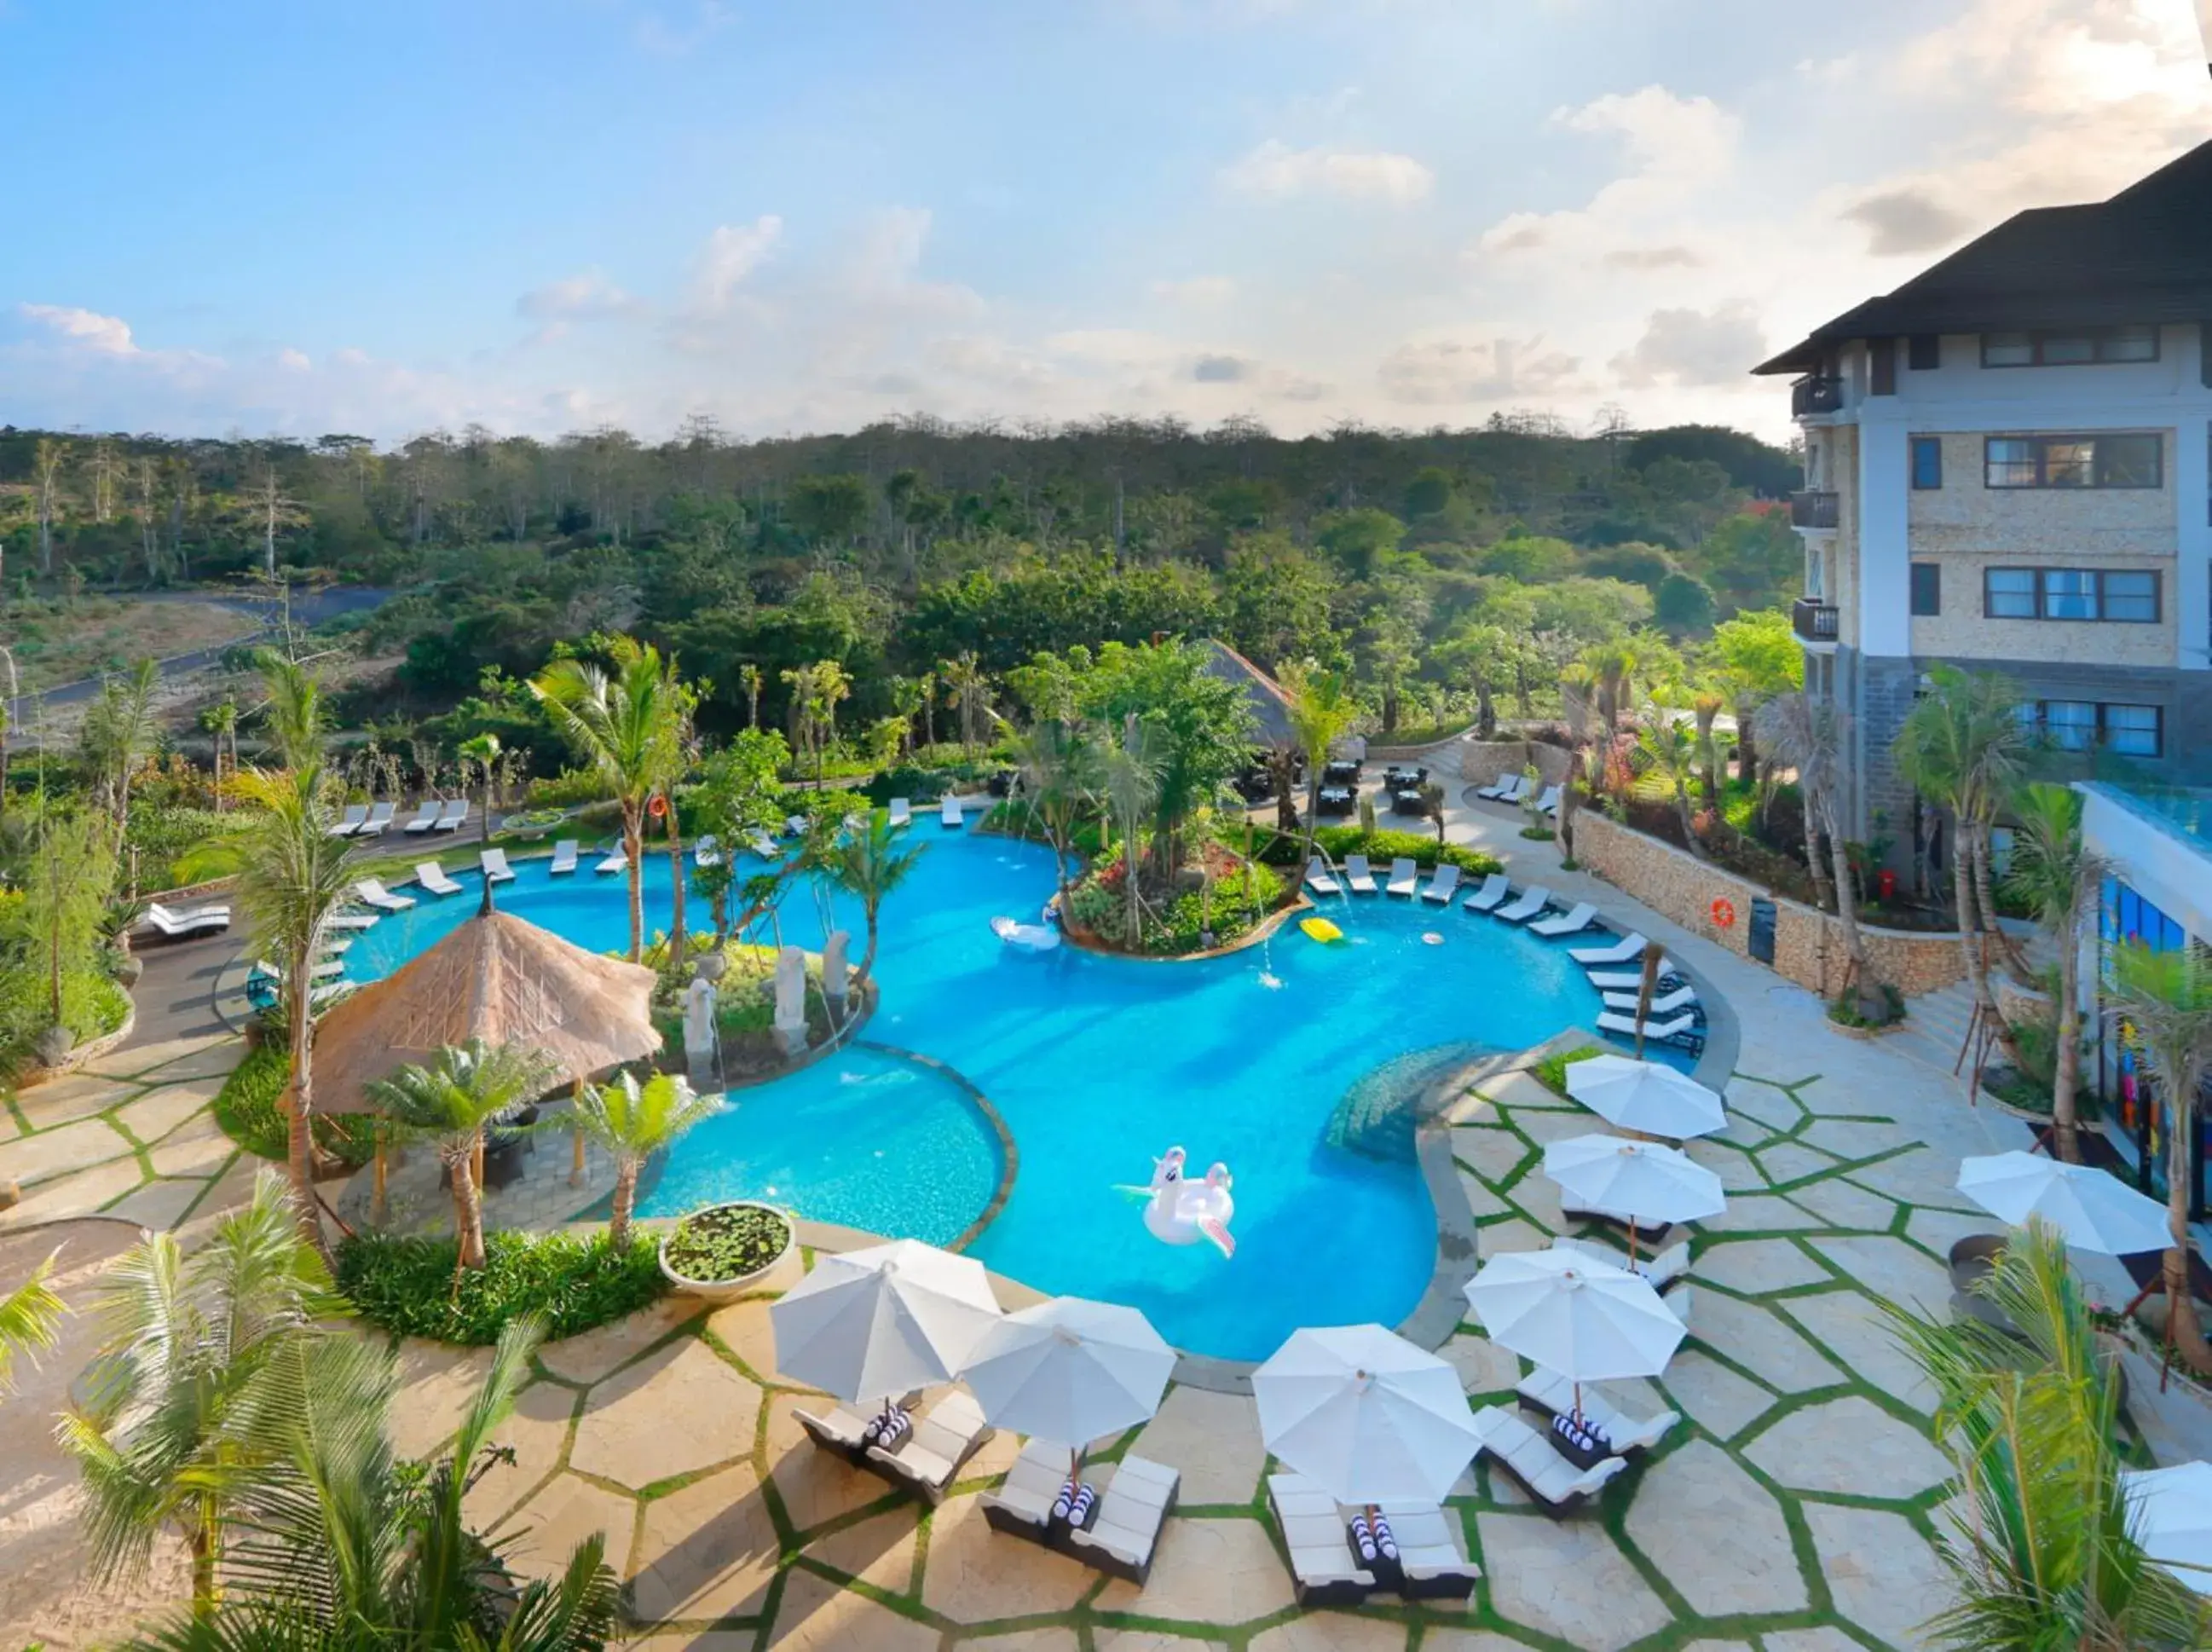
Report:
658,1200,800,1303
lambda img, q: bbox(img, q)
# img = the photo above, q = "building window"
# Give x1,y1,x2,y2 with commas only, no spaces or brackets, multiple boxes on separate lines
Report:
2024,701,2163,757
1909,562,1941,615
1983,567,2161,621
1984,433,2163,488
1981,326,2160,367
1908,333,1941,371
1910,436,1943,489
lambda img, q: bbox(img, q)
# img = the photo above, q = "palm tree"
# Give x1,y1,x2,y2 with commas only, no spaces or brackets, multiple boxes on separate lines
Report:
1278,658,1356,873
0,1252,63,1398
364,1042,557,1269
1885,1222,2206,1649
780,662,820,776
651,654,702,976
1584,641,1635,737
1766,692,1890,1023
567,1071,724,1251
941,652,987,754
186,765,357,1253
531,638,685,962
199,699,240,812
454,731,500,845
2004,782,2107,1164
2105,944,2212,1378
889,673,927,755
1000,714,1098,921
59,1169,346,1620
251,650,326,771
1896,666,2031,1068
81,657,162,835
825,809,929,989
1635,708,1707,861
116,1318,621,1650
739,661,763,730
1100,713,1165,943
811,659,852,775
1690,684,1729,807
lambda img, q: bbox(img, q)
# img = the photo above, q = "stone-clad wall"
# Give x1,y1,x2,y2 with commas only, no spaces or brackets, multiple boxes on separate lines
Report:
1458,740,1573,787
1571,811,1966,998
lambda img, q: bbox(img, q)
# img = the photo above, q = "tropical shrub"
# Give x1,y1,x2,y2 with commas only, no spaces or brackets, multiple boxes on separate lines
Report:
125,804,228,887
211,1040,374,1166
527,766,616,807
334,1228,665,1344
1535,1045,1604,1096
1287,827,1504,877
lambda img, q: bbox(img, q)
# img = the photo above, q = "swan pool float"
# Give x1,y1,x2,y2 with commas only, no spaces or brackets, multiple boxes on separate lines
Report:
990,914,1061,951
1135,1147,1236,1259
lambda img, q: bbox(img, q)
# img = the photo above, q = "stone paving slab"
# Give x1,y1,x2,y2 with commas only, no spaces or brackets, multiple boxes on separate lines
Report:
465,1377,579,1530
0,1117,136,1186
113,1082,223,1146
1095,1515,1296,1623
1131,1386,1266,1506
1623,1439,1806,1616
1746,1396,1949,1499
1656,1349,1776,1440
628,1464,780,1620
1250,1613,1408,1651
920,1493,1097,1623
0,1156,148,1230
802,1505,918,1594
1688,1291,1843,1393
1804,1500,1950,1651
1786,1175,1899,1232
1694,1239,1833,1296
12,1071,137,1130
569,1338,761,1490
1781,1290,1939,1416
1806,1235,1953,1318
764,1568,937,1651
1476,1510,1675,1652
505,1472,638,1582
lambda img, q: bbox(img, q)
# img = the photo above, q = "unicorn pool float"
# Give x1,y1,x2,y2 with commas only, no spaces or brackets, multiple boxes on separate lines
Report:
1128,1147,1236,1259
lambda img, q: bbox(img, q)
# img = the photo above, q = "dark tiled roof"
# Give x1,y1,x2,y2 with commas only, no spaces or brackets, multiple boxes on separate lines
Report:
1755,139,2212,375
1200,638,1296,746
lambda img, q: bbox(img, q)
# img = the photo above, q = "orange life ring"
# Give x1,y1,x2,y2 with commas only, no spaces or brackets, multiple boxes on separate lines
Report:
648,794,668,819
1710,898,1736,929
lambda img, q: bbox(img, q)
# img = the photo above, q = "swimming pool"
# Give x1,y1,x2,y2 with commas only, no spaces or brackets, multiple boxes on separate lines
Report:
342,835,1661,1359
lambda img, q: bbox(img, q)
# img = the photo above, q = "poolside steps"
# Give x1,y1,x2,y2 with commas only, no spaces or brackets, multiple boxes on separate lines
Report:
1325,1041,1500,1163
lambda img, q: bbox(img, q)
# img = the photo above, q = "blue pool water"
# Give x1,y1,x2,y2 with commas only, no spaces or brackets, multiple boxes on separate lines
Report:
342,837,1666,1359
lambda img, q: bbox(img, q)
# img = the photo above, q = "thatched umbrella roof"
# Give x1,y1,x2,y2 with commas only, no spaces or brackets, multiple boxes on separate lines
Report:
1202,638,1296,747
311,887,661,1115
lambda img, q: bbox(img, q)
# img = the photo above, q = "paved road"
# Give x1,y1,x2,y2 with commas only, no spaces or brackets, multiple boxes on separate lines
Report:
3,585,393,725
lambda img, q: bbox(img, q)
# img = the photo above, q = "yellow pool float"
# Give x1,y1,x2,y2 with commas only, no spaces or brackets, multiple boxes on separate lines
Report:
1299,916,1343,944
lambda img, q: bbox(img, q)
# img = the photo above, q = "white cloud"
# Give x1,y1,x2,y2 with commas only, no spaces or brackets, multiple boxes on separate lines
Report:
278,348,312,371
689,216,783,313
20,303,141,355
1377,331,1584,406
1609,303,1768,390
1222,140,1434,204
518,269,640,322
1151,275,1238,307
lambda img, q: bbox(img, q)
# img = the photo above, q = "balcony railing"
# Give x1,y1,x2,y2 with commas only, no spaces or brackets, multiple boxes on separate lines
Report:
1790,490,1839,529
1791,375,1845,418
1792,597,1839,644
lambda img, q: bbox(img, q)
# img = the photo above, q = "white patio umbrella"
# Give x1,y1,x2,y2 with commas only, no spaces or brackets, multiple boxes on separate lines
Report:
770,1239,1002,1405
1955,1152,2173,1256
1543,1133,1726,1262
959,1296,1175,1454
1464,1248,1687,1424
1566,1054,1727,1141
2124,1461,2212,1594
1252,1324,1482,1507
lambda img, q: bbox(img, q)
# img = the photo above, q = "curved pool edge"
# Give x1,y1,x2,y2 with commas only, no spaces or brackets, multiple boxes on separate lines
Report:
850,1039,1020,1254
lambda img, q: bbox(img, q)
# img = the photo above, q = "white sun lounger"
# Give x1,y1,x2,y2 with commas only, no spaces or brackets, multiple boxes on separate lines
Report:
354,879,415,912
327,805,368,839
143,901,231,939
401,800,442,834
793,1402,878,1458
595,845,627,873
1570,931,1648,968
941,794,962,827
748,831,780,858
1462,872,1509,913
982,1437,1074,1538
431,799,468,834
355,801,396,838
1487,774,1529,806
318,938,353,958
1596,1009,1704,1050
258,956,346,983
1516,1368,1679,1456
1551,1234,1691,1294
1470,1406,1628,1514
326,911,378,931
1533,785,1561,816
1385,858,1418,897
1065,1453,1180,1585
862,1389,995,1505
1493,884,1552,924
888,797,913,829
1269,1473,1375,1608
784,813,807,837
1304,857,1342,897
1601,984,1698,1017
480,848,515,883
1419,864,1460,903
1587,962,1680,991
416,862,464,897
1528,901,1597,939
549,840,579,875
1343,854,1378,894
694,835,722,868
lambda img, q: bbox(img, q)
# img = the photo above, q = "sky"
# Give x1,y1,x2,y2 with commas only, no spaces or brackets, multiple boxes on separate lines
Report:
4,0,2210,448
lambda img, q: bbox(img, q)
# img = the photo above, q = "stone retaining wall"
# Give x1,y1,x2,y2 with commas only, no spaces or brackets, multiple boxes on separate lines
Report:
1458,738,1573,788
1571,811,1967,999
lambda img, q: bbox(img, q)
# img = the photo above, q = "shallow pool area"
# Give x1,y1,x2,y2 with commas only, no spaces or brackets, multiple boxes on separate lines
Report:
342,835,1672,1359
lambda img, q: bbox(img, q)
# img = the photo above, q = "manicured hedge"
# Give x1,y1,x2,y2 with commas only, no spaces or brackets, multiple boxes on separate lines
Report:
211,1041,374,1167
335,1228,666,1344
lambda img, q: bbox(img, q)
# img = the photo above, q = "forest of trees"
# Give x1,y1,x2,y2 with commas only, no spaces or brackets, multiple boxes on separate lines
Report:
0,413,1802,754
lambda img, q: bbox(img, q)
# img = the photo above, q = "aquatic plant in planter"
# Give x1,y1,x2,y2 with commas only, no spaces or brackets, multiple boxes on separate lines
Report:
658,1199,798,1302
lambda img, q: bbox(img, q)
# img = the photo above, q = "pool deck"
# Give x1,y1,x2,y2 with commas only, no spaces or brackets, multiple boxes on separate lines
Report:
0,777,2190,1649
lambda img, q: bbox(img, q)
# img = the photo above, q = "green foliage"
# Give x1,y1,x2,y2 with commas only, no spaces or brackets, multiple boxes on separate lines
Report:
1534,1045,1604,1096
527,766,616,808
1828,982,1905,1028
1308,826,1501,875
661,1203,793,1282
1708,608,1805,695
211,1042,373,1167
333,1228,666,1344
125,805,228,887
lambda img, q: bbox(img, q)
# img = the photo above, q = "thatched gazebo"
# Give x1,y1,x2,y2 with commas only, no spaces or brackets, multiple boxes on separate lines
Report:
312,887,662,1206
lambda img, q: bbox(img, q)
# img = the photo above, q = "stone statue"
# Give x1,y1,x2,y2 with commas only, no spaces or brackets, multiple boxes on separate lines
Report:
773,944,808,1055
683,975,719,1086
822,929,852,1022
